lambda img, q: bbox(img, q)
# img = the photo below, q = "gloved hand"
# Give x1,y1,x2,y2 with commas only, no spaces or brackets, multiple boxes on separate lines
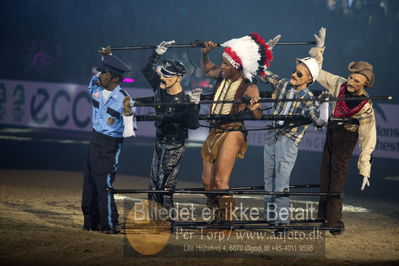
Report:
155,40,176,55
318,92,330,103
360,176,370,191
314,27,326,48
123,115,136,138
187,88,202,104
98,45,112,57
123,96,133,116
315,92,330,127
267,34,281,50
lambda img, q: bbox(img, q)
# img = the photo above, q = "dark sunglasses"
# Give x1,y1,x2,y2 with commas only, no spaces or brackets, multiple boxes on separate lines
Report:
292,69,304,78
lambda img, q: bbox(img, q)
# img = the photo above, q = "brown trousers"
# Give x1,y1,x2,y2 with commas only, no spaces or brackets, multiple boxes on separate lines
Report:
318,122,358,228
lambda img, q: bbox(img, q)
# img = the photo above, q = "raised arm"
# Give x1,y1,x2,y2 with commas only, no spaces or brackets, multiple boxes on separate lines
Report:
89,46,113,94
309,27,346,96
141,51,162,90
309,47,346,96
258,70,289,96
141,40,176,90
200,41,221,79
88,73,101,94
257,34,287,95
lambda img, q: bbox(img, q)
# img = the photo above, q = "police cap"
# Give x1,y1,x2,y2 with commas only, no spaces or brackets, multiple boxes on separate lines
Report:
97,55,132,76
160,59,187,77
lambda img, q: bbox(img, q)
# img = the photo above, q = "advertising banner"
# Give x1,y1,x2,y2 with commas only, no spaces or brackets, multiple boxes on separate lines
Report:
0,79,397,159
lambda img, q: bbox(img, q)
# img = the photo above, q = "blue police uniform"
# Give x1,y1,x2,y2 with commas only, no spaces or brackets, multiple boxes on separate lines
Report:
89,75,136,137
81,55,135,233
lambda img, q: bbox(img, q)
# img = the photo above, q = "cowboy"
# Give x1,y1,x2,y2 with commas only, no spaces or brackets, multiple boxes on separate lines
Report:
309,27,376,235
200,33,273,222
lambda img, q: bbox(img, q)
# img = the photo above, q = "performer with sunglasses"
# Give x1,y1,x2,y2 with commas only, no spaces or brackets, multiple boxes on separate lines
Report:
140,40,201,213
260,30,329,235
309,28,376,235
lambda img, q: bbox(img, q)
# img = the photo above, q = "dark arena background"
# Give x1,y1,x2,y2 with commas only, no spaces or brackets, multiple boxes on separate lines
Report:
0,0,398,265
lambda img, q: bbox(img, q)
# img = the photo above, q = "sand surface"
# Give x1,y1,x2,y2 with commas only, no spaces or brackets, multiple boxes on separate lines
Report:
0,169,398,265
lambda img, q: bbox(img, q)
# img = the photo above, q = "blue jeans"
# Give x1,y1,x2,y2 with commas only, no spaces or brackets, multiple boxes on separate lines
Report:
264,131,298,224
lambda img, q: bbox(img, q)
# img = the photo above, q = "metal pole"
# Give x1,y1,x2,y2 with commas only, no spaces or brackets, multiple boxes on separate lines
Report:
111,44,197,51
178,184,320,191
110,41,317,51
135,114,312,122
110,188,343,197
276,41,316,45
172,219,325,227
124,223,342,231
133,96,393,107
170,224,340,231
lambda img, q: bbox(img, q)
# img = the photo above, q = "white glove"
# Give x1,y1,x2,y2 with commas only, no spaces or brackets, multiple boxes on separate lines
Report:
267,34,281,50
316,101,329,127
315,92,330,127
318,92,330,102
360,176,370,191
314,27,326,48
187,88,202,104
123,115,136,138
155,40,176,55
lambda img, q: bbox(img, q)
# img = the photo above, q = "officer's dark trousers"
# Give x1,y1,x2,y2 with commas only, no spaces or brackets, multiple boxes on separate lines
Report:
82,130,123,231
318,122,358,228
149,138,185,211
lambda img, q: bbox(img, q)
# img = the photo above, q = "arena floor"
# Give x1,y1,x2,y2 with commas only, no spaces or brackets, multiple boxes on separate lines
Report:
0,169,398,265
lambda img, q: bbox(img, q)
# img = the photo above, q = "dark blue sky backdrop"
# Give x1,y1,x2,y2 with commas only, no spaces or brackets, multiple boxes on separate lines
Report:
1,0,398,99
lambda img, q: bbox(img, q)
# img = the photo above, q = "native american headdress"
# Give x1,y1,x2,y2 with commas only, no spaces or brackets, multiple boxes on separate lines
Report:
221,33,273,82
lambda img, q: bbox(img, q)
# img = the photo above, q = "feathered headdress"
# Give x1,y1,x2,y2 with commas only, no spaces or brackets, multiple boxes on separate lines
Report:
221,33,273,81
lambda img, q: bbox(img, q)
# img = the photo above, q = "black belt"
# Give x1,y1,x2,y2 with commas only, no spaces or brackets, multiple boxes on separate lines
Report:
329,116,359,125
92,130,123,142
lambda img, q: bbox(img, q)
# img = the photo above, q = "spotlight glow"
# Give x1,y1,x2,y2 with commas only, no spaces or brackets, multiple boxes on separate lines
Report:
123,78,135,83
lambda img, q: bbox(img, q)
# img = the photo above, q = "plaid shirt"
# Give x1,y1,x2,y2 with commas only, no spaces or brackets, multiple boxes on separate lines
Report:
263,72,320,145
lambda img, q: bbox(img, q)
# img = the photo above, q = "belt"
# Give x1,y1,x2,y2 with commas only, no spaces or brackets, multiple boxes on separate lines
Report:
92,130,123,142
329,116,359,125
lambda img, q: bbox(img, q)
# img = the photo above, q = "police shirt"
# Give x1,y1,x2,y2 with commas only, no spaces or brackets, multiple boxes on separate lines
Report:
89,75,137,138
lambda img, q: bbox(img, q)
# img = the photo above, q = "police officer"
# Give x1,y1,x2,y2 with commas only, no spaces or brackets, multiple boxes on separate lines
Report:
140,40,201,213
81,46,136,233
